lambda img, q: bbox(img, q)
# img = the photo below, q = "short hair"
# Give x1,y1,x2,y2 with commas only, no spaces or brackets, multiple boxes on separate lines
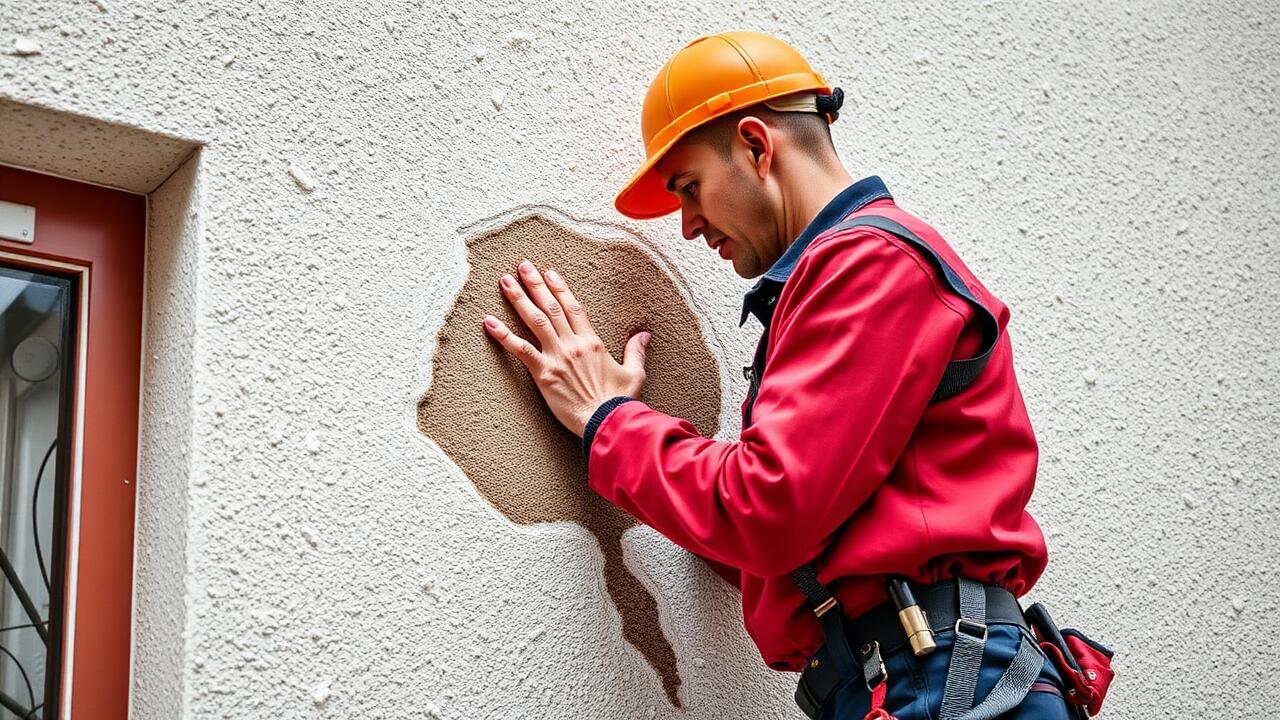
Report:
685,104,838,167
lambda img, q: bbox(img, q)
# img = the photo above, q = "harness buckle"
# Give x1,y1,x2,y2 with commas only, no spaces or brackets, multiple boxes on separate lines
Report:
954,618,988,642
858,641,887,689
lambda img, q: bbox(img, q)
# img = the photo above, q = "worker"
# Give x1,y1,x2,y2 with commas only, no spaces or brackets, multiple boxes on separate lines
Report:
481,31,1106,720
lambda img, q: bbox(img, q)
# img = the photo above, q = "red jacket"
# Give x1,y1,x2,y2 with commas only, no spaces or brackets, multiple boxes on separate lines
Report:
585,178,1048,671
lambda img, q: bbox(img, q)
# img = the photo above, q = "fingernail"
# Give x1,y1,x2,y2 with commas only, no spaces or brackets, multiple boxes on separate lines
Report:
518,260,534,273
642,333,652,345
546,269,560,283
484,316,498,329
501,275,514,288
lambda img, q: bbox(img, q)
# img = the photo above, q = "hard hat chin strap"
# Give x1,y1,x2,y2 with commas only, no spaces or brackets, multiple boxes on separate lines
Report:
762,87,845,123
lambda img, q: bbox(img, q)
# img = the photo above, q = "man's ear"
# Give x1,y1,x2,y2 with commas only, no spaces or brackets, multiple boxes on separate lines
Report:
735,116,773,179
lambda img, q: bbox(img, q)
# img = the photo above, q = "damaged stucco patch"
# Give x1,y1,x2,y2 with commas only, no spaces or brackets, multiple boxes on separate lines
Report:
417,214,722,707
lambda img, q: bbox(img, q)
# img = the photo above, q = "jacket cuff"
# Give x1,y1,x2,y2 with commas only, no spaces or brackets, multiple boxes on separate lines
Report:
581,396,635,461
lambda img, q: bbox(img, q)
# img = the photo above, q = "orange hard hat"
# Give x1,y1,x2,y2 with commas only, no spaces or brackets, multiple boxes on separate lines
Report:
614,31,838,220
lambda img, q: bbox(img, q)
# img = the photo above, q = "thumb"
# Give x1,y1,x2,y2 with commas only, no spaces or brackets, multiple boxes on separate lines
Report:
622,331,651,373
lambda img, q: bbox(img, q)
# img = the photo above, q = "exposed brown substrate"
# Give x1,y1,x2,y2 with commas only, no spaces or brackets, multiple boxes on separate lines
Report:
417,215,721,706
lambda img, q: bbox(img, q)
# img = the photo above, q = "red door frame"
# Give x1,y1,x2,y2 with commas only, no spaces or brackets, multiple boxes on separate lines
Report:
0,165,145,719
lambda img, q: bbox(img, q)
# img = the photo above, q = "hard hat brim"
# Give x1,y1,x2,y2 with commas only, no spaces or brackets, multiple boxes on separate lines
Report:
614,135,685,220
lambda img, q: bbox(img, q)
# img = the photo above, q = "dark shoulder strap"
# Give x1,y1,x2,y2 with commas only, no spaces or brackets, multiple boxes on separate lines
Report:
831,215,1001,403
784,214,1003,610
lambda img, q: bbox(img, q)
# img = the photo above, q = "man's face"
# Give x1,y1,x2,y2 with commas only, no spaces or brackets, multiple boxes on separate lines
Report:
654,129,779,279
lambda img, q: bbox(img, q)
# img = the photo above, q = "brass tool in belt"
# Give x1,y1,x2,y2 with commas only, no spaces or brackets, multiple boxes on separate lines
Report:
888,577,937,656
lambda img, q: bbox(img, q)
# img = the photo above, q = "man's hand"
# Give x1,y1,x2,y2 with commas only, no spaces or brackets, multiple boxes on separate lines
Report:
482,260,652,437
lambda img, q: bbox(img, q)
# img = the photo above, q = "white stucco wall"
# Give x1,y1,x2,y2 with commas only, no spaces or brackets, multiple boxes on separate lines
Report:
2,1,1277,718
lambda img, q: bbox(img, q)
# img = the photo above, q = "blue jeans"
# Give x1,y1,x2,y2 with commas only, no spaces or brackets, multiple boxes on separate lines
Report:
819,624,1072,720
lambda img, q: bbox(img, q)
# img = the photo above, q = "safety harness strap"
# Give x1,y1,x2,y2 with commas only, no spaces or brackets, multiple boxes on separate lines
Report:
747,214,1001,431
791,562,836,613
961,636,1044,720
939,578,990,719
829,215,1001,404
935,578,1043,720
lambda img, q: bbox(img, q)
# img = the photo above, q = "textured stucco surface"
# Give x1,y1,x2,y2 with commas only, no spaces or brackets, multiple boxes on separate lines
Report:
131,149,202,719
0,98,196,193
1,1,1277,718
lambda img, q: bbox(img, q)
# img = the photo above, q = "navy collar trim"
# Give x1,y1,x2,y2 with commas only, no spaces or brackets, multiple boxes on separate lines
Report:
739,176,893,327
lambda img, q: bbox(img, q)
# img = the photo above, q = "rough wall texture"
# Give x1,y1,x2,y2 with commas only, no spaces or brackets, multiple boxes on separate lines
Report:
0,1,1276,718
0,98,195,193
132,149,203,719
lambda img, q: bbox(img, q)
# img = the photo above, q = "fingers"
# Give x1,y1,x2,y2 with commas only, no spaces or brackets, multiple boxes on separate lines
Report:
514,261,575,338
482,314,543,370
541,266,594,336
622,331,652,375
499,269,561,350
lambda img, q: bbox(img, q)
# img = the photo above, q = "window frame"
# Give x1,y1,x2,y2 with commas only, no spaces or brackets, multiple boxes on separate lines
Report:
0,164,146,720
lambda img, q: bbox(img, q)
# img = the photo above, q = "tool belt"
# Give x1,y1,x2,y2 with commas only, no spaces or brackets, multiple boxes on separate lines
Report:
793,578,1116,720
795,579,1030,719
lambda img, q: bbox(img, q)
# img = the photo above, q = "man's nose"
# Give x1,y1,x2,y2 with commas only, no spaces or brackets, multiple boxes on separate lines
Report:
681,209,705,241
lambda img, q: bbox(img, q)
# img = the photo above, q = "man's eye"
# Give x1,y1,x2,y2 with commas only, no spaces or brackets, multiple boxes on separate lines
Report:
681,182,697,198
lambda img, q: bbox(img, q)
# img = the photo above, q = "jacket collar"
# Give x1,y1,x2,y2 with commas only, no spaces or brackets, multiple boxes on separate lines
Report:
739,175,893,328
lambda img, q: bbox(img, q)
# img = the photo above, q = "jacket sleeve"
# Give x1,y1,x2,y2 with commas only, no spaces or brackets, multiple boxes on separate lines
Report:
585,228,971,578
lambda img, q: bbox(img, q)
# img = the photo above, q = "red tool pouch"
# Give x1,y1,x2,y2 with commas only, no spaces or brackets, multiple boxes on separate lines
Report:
1025,602,1115,717
1037,628,1114,715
